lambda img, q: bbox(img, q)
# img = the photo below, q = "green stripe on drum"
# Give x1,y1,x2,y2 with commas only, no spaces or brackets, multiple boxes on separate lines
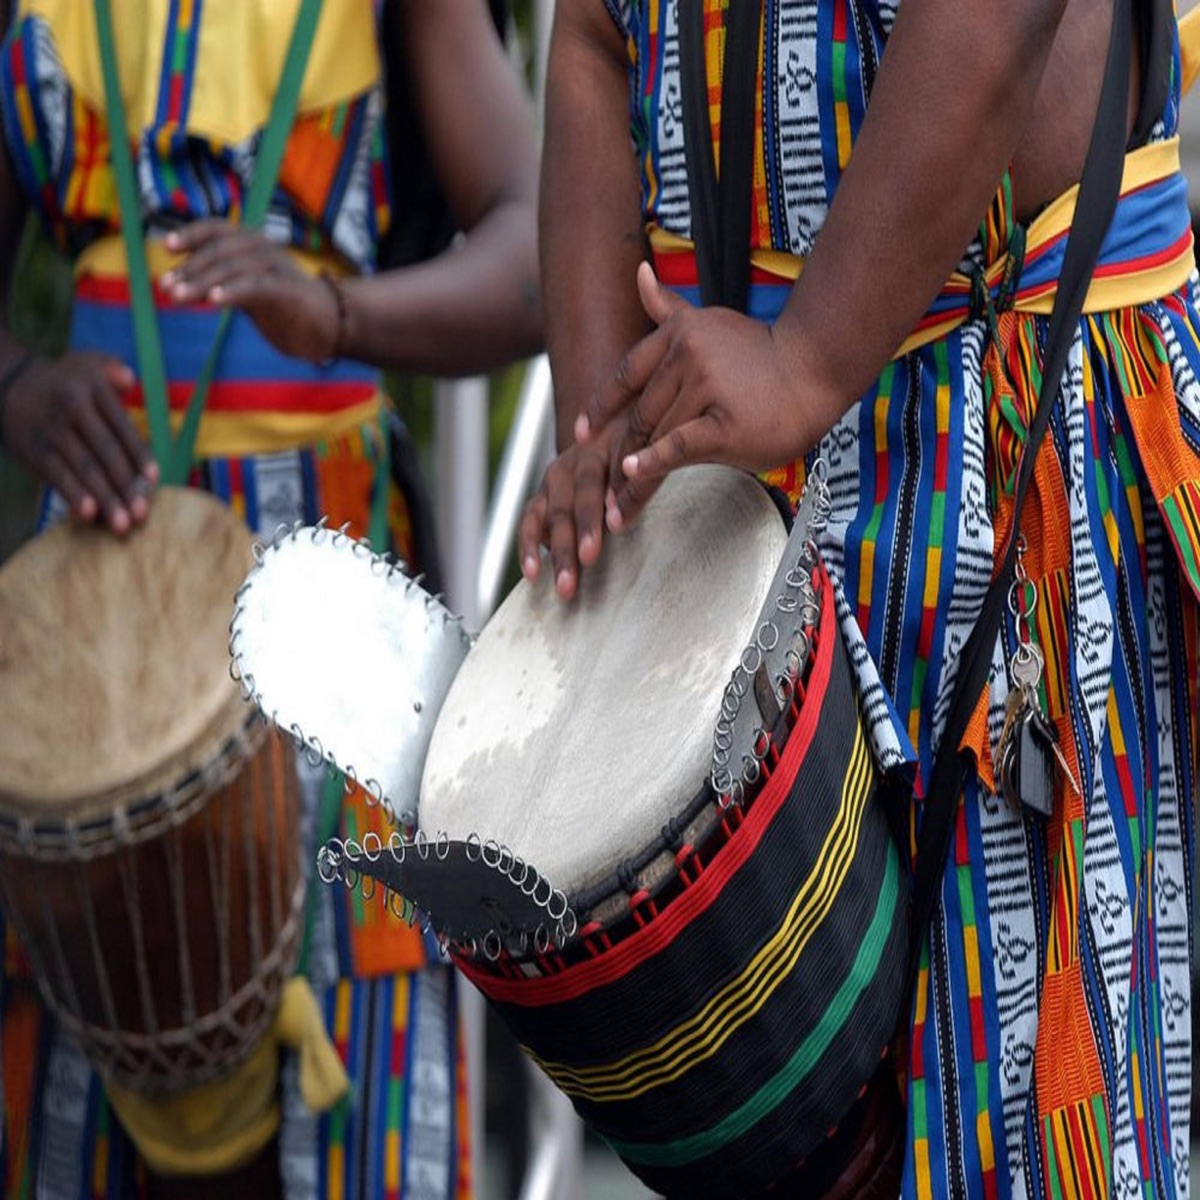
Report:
605,844,901,1169
528,723,875,1102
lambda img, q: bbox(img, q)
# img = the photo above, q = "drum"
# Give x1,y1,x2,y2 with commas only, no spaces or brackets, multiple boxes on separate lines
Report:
233,464,907,1199
0,488,304,1096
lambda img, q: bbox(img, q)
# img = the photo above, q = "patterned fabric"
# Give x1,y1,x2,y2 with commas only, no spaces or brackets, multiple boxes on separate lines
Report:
0,3,390,269
611,1,1200,1197
0,4,470,1198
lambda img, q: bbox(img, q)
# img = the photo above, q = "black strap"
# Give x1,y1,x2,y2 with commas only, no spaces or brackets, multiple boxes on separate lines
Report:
679,0,761,311
908,0,1135,970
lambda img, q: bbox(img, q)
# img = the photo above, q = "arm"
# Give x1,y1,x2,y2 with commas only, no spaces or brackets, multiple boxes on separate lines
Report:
166,0,542,377
516,0,655,597
585,0,1076,502
0,94,154,533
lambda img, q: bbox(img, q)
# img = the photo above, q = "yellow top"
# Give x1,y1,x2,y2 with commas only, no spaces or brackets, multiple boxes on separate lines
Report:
21,0,380,144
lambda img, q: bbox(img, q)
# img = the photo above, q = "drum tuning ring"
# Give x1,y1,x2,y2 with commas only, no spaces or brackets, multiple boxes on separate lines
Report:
343,839,363,865
361,875,377,901
465,833,482,862
414,829,430,859
531,873,553,907
435,832,450,861
519,864,540,896
483,931,503,962
742,755,762,786
534,925,551,955
756,620,780,653
561,908,579,939
361,831,383,861
481,839,502,869
711,766,733,795
316,847,336,883
740,644,763,676
546,890,569,923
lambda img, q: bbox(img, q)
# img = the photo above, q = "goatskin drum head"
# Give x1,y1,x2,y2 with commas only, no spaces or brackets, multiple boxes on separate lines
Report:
419,464,789,895
0,488,253,816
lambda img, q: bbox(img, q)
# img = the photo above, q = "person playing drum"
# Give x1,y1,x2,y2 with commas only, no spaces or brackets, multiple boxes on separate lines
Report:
522,0,1200,1196
0,0,540,1196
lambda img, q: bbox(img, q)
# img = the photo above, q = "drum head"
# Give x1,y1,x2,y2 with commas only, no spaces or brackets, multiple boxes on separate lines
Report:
419,465,789,895
0,488,255,815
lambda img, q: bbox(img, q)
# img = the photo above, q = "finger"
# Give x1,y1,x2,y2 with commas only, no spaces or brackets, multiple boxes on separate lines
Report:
40,448,98,525
544,468,583,600
89,354,136,394
171,250,278,303
615,358,684,470
636,260,690,327
572,451,608,567
576,327,671,443
89,384,158,521
164,230,266,293
86,358,158,486
623,417,726,483
162,218,234,257
607,471,664,535
518,493,549,580
56,429,131,534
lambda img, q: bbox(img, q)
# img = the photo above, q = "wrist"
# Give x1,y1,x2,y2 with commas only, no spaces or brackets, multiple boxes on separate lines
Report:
768,317,848,456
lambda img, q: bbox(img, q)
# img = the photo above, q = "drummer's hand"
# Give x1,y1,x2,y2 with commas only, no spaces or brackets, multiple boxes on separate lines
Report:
1,352,158,535
576,262,834,531
161,221,343,363
518,428,656,602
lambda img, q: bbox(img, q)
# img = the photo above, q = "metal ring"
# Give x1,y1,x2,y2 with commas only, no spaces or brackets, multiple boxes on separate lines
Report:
465,833,482,862
547,890,569,922
435,832,451,861
482,839,502,869
483,931,503,962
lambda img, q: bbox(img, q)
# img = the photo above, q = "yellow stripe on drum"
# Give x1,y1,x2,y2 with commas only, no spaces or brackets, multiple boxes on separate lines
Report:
525,723,875,1104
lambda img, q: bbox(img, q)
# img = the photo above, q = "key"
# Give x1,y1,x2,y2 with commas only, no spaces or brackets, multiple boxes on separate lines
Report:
1015,705,1056,817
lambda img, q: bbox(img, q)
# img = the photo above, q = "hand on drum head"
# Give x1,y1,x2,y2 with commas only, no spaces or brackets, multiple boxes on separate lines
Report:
575,262,833,527
517,432,661,601
1,351,158,535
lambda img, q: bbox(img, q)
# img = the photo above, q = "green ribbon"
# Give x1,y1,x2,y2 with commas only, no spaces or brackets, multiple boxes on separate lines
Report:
93,0,325,483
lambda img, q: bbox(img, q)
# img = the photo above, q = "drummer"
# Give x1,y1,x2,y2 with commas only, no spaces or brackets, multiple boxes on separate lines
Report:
523,2,1200,1198
0,1,539,1196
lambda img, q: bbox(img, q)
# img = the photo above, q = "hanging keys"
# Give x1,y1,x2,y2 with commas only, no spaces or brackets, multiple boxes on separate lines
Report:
994,542,1080,816
997,643,1055,817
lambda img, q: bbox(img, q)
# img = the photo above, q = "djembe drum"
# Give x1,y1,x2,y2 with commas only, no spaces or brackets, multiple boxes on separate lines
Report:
0,488,305,1187
233,464,908,1199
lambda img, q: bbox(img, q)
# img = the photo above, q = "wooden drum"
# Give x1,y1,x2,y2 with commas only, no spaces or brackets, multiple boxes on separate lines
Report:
0,488,304,1094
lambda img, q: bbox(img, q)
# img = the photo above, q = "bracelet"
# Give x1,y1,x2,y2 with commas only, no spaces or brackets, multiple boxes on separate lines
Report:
317,272,349,364
0,351,36,452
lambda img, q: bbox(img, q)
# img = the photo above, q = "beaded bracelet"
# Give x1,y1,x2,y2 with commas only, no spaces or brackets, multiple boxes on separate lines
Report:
0,352,36,452
317,273,348,364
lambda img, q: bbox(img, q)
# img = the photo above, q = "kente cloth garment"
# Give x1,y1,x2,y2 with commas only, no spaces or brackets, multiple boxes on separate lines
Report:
609,1,1200,1197
0,3,472,1198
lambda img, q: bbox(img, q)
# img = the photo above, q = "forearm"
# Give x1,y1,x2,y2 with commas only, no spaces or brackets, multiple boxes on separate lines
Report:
775,0,1071,439
541,2,651,450
338,199,540,377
